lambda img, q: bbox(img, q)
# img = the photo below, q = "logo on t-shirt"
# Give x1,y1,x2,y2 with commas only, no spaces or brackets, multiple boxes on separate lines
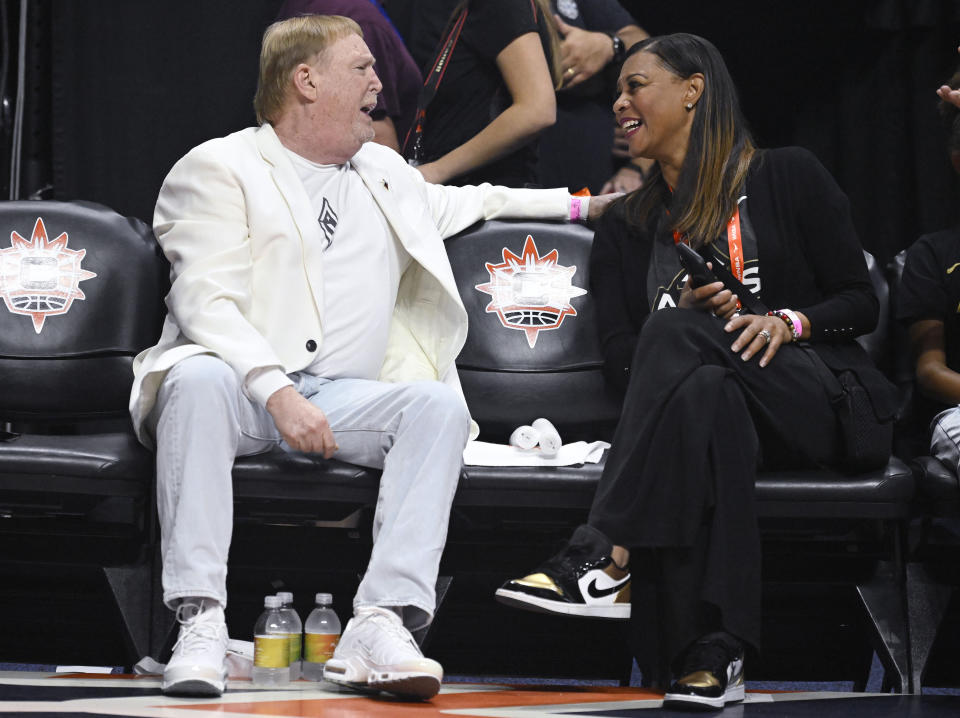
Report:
318,197,339,249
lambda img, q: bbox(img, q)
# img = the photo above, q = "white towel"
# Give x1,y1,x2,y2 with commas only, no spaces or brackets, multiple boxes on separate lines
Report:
463,440,609,467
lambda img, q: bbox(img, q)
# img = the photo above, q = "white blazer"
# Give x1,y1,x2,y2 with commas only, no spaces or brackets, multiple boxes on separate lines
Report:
129,124,571,446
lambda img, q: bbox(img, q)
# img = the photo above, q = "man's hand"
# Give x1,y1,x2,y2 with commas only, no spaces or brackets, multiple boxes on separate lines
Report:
266,385,338,458
555,15,614,89
587,192,624,219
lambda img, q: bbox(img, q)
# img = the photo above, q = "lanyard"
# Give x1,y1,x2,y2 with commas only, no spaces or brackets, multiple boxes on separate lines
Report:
401,7,469,159
672,205,744,283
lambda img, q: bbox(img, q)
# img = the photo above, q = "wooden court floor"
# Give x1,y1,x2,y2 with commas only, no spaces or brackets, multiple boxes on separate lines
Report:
1,671,959,717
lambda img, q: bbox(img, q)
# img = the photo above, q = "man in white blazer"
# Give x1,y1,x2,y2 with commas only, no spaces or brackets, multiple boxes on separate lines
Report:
131,14,609,700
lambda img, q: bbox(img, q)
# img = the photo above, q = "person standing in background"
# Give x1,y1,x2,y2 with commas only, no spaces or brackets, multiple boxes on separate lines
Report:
542,0,649,194
900,64,960,474
384,0,648,192
403,0,562,187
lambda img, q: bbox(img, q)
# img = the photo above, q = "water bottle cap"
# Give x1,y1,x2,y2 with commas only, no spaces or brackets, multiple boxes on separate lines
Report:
276,591,293,604
264,595,282,608
315,592,333,605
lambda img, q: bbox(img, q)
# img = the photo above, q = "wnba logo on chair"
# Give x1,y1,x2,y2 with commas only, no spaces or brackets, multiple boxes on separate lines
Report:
0,217,97,333
475,234,586,348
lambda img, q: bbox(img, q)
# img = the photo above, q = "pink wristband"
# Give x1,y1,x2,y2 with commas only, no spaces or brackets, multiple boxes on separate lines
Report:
768,308,802,341
570,197,583,222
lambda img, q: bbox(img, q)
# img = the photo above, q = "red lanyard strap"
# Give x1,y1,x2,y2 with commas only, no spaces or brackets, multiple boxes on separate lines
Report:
401,7,468,158
401,0,540,160
672,206,744,283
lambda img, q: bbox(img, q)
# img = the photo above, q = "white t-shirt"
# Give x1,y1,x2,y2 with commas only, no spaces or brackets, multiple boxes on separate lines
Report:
287,148,411,380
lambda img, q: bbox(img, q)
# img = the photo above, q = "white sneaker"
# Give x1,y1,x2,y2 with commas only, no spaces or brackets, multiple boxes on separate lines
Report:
162,600,229,697
323,606,443,699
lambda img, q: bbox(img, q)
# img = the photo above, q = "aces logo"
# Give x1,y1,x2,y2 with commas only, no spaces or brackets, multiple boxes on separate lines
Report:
0,217,97,333
475,234,586,348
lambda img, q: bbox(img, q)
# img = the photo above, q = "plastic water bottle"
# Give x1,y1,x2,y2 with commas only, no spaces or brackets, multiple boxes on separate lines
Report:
252,595,290,687
302,593,341,681
276,592,303,680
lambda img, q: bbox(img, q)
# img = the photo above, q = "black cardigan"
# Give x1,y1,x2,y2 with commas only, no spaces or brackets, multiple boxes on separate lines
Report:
589,146,897,419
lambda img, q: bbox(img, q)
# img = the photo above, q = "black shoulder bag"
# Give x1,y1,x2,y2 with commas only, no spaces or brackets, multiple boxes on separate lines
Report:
684,243,893,472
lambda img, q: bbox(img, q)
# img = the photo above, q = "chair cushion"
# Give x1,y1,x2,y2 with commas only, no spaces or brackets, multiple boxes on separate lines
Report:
232,448,381,503
0,431,153,492
754,457,915,518
457,462,603,509
914,455,960,504
454,455,914,518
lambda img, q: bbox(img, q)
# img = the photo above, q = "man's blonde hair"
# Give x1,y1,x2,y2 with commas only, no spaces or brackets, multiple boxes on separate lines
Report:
253,14,362,125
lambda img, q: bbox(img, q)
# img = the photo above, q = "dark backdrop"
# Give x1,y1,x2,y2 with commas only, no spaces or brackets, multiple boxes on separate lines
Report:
15,0,960,264
621,0,960,264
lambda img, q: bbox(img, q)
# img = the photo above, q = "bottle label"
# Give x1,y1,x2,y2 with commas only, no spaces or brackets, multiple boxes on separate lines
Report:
287,632,302,664
254,634,289,668
305,633,339,663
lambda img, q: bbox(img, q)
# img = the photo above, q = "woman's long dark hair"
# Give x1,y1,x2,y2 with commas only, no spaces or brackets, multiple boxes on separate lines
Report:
618,33,756,248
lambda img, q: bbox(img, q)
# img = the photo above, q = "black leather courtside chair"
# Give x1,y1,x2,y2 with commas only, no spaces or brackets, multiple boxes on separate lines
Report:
891,245,960,693
449,219,620,511
0,199,167,664
446,220,915,690
908,454,959,692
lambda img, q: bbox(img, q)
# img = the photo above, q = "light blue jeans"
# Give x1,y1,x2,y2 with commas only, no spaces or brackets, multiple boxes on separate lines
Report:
930,405,960,473
148,354,470,631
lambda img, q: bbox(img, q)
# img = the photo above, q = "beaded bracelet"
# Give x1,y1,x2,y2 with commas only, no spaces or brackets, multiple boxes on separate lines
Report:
768,308,802,342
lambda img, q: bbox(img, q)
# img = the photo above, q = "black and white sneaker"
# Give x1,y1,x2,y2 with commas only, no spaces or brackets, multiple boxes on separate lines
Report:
495,524,630,619
662,632,745,711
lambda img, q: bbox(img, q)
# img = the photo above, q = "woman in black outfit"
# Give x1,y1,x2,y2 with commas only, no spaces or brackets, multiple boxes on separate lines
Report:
404,0,561,187
496,34,897,710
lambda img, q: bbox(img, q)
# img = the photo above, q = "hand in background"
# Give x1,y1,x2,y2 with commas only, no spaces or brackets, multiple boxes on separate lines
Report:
601,163,645,194
554,15,613,88
936,45,960,109
611,124,631,159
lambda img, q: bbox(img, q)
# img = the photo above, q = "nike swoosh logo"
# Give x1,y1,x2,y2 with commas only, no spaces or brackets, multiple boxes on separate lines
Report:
586,576,630,599
948,263,960,274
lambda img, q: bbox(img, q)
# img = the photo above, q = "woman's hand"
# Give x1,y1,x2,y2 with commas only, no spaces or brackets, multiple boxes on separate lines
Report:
724,313,792,367
677,263,739,319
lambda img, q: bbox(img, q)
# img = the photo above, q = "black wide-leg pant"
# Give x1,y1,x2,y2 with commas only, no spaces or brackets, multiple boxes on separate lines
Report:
587,308,841,680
